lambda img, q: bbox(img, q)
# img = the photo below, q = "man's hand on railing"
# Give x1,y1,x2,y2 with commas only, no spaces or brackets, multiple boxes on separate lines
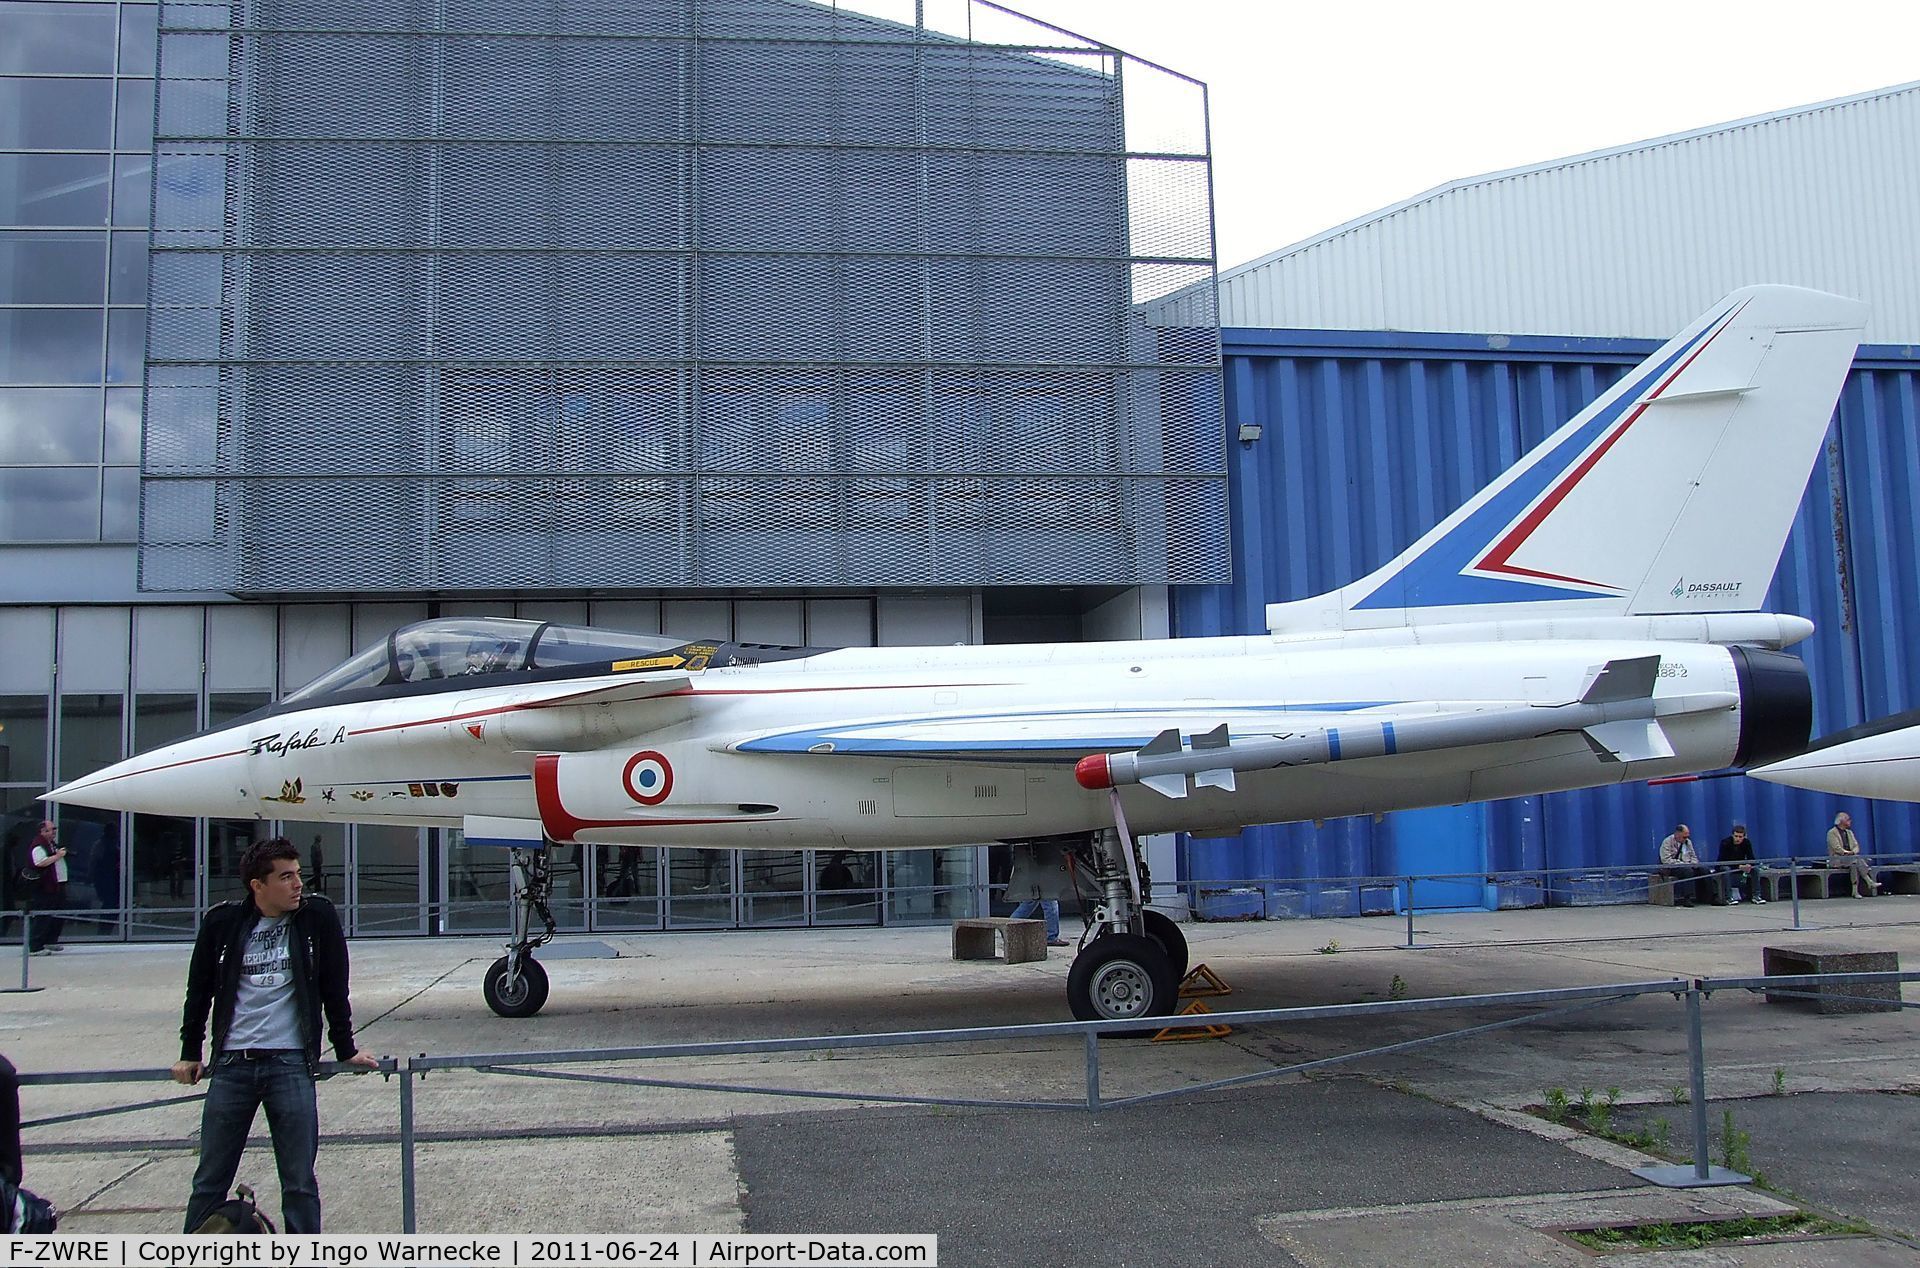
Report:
342,1050,382,1072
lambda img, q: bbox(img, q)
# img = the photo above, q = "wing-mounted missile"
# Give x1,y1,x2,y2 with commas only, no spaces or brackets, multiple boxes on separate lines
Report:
1075,656,1733,799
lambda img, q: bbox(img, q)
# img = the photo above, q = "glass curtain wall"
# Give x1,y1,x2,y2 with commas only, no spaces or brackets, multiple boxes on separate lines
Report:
127,692,196,930
0,1,156,542
55,692,122,935
4,599,989,941
353,824,426,935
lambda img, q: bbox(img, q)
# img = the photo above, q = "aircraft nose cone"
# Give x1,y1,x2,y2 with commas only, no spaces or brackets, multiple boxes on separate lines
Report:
46,739,246,816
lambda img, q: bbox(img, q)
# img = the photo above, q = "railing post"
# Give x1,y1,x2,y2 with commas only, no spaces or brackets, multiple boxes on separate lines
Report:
1403,877,1416,949
398,1058,418,1233
1633,982,1749,1188
20,911,29,989
1789,856,1803,930
1084,1031,1100,1112
1685,986,1712,1182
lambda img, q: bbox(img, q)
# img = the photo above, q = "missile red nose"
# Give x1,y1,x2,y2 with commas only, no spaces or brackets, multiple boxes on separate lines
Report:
1074,754,1113,790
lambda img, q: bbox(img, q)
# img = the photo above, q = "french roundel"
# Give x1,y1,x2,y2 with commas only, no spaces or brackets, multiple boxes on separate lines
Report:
622,751,673,806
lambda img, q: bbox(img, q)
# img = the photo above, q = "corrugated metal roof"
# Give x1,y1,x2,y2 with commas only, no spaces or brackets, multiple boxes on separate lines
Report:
1149,81,1920,343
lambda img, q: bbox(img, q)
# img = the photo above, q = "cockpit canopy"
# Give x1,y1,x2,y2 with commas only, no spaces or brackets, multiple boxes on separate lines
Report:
283,618,691,703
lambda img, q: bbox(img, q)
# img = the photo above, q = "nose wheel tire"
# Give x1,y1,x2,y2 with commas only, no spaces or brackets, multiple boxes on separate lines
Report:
1140,908,1190,983
484,955,550,1018
1066,932,1176,1026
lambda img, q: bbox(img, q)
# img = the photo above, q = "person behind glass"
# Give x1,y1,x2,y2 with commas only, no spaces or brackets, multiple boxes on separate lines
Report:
1005,841,1072,947
1826,811,1881,898
26,820,67,954
173,838,381,1233
1658,823,1720,906
1717,823,1765,905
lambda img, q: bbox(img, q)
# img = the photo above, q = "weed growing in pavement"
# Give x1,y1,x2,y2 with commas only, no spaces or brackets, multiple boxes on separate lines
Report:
1772,1067,1787,1096
1388,974,1408,1000
1719,1108,1754,1176
1564,1212,1861,1252
1543,1087,1571,1124
1670,1084,1690,1104
1317,939,1340,955
1580,1087,1618,1133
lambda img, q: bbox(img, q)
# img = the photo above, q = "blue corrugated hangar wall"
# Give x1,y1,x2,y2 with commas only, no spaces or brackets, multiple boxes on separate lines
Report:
1175,328,1920,915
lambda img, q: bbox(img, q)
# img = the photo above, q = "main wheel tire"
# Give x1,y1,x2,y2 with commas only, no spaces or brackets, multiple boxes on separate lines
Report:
1141,908,1190,983
1066,932,1177,1026
483,955,550,1018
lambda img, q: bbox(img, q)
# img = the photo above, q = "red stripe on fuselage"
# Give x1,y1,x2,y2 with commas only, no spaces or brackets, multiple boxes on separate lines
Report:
71,746,251,787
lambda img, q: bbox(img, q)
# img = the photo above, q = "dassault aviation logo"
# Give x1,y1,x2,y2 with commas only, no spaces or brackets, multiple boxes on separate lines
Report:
1671,577,1743,600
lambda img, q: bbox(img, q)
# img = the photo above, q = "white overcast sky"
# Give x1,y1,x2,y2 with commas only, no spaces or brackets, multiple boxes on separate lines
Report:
1005,0,1920,270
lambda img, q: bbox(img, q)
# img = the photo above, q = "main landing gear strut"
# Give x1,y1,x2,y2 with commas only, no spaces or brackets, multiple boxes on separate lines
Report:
1060,799,1188,1025
483,847,557,1018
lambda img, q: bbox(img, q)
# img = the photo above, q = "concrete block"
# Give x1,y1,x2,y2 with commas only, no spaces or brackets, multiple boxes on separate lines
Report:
1311,886,1355,918
1359,884,1397,916
951,917,1047,963
1763,944,1901,1013
1264,888,1309,920
1195,887,1264,921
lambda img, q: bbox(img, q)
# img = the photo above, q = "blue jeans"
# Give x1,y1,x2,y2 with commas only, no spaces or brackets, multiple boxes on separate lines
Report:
1009,898,1060,941
184,1051,321,1233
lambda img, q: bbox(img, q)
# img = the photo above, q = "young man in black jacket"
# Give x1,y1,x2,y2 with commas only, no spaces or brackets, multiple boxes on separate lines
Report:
172,838,379,1232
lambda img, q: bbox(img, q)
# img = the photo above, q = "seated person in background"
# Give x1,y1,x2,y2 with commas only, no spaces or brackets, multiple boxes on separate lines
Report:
1718,823,1764,904
1827,811,1881,898
1658,823,1721,907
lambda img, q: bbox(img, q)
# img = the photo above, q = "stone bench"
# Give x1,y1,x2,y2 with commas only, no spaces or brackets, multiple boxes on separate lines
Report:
1877,863,1920,896
952,917,1048,964
1762,944,1902,1013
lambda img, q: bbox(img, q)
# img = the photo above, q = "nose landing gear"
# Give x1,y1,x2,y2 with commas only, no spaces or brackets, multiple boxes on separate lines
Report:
1059,805,1187,1025
483,846,557,1018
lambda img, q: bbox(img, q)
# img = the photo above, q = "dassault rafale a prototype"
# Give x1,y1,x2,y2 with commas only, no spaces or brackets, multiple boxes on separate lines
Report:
50,285,1866,1024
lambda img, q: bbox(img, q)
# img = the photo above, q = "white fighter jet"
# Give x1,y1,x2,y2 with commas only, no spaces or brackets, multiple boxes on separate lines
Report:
50,285,1866,1024
1749,711,1920,801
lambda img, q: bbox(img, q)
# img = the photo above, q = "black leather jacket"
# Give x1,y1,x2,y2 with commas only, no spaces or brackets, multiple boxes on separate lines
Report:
180,894,358,1069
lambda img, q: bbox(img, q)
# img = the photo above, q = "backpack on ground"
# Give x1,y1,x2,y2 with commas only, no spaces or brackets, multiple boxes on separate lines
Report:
2,1177,57,1234
192,1183,275,1233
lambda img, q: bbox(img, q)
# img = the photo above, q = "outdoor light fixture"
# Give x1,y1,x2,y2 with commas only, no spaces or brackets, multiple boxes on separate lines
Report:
1237,423,1263,442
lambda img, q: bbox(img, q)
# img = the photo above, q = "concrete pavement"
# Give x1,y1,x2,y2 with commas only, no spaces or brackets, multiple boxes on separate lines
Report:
5,896,1919,1262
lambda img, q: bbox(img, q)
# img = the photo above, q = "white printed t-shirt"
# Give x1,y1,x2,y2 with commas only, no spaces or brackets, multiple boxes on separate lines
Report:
223,913,303,1052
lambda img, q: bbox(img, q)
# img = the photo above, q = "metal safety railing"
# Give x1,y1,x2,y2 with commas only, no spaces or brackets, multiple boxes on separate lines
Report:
15,969,1918,1231
8,856,1915,992
1171,853,1920,948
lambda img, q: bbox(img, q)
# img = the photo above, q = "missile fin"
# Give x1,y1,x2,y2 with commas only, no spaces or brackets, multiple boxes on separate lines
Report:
1141,772,1189,799
1140,727,1184,758
1582,718,1676,763
1580,655,1661,704
1194,767,1237,792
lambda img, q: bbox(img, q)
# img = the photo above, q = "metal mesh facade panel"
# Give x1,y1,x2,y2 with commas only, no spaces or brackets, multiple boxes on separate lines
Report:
140,0,1223,592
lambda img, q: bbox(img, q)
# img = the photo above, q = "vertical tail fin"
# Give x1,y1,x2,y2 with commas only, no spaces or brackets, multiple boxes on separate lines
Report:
1266,285,1867,636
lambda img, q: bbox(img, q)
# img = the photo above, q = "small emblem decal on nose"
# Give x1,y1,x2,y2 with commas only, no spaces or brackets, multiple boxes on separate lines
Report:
260,778,306,804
